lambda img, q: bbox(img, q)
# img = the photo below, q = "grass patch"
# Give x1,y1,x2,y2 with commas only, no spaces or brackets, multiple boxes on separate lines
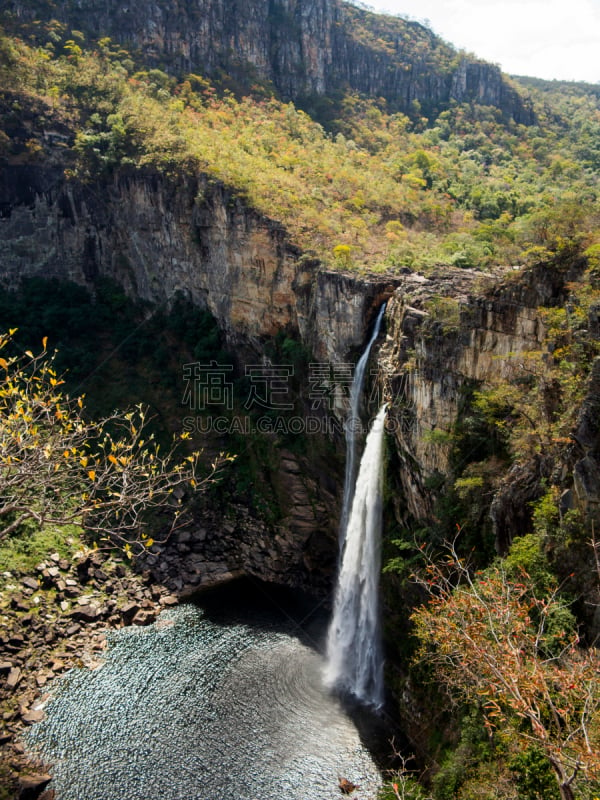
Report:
0,522,83,582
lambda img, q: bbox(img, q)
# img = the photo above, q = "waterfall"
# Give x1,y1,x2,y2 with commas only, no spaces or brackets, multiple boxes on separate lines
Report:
339,303,386,545
325,404,387,708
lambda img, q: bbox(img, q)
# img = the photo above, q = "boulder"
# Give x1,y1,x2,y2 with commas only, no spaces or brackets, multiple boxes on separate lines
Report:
161,595,179,607
120,602,140,623
6,666,21,690
69,606,98,623
132,609,157,626
21,708,45,724
18,772,51,799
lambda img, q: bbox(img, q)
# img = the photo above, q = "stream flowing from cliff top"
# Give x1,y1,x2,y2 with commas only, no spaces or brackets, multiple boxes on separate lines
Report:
23,581,384,800
339,303,386,548
325,404,387,708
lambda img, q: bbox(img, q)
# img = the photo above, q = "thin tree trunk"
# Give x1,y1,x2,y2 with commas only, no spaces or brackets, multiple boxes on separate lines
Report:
559,782,575,800
550,759,577,800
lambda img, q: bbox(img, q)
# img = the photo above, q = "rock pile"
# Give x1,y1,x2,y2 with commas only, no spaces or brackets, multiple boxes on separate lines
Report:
140,503,333,599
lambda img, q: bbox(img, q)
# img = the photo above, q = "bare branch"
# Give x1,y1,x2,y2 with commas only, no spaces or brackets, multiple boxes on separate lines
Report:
0,332,231,555
411,541,600,797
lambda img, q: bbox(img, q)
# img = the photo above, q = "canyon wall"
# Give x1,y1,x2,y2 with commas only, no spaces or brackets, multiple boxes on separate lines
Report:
378,269,547,523
2,0,533,123
0,164,307,346
376,259,597,553
0,163,397,360
0,161,396,592
0,160,593,589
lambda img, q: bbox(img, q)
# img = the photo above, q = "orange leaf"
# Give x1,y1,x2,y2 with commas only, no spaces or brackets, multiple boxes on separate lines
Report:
88,469,96,481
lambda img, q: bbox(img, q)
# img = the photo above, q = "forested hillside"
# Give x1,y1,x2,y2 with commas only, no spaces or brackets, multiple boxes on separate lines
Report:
0,19,598,274
1,0,533,121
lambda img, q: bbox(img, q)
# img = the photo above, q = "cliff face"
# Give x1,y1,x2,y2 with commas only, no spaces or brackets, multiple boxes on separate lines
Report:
377,261,595,550
0,160,398,591
1,156,594,578
2,0,533,123
0,164,309,347
0,162,397,359
378,269,545,523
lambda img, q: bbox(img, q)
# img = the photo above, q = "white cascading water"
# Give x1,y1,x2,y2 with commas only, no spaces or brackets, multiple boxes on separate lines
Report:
325,404,387,708
338,303,386,546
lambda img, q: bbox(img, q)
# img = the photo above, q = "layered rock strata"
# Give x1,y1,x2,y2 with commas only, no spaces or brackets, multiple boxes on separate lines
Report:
3,0,533,123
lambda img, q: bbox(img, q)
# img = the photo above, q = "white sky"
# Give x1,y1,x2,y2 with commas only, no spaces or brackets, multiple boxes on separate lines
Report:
360,0,600,83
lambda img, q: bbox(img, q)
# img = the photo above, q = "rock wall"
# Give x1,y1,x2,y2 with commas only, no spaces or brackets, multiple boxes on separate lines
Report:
377,261,588,546
309,270,399,362
2,0,533,123
0,164,307,348
0,161,396,590
0,162,397,360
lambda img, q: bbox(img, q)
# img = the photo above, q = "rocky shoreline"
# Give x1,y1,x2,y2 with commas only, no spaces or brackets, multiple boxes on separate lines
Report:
0,548,181,800
0,496,338,799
